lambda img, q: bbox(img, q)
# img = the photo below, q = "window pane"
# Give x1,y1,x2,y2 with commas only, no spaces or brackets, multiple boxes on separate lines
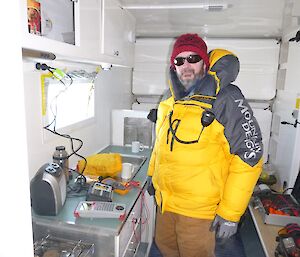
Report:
45,78,95,130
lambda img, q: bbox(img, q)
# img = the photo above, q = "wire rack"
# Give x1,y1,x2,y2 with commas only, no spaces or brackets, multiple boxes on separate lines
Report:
33,234,94,257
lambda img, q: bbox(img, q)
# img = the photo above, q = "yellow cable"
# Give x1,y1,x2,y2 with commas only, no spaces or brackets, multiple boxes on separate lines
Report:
40,72,53,116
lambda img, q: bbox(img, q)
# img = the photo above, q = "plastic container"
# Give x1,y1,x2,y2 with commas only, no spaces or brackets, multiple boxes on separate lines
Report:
53,146,69,183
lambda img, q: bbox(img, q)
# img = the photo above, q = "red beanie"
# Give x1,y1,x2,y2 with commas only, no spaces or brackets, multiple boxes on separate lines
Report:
170,33,209,70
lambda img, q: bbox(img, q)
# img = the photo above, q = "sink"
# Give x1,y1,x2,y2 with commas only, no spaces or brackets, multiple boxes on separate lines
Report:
120,154,147,181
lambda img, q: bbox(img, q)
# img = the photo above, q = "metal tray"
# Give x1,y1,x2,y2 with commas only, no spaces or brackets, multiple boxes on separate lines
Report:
251,195,300,226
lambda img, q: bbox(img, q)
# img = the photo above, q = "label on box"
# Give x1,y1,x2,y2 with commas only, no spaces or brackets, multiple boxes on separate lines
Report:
27,0,41,35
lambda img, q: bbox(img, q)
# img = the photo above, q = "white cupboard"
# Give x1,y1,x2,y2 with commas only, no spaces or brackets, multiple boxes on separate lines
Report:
101,0,136,67
20,0,94,62
21,0,136,67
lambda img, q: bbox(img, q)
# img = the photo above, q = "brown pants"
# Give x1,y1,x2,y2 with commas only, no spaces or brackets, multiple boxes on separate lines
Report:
155,211,215,257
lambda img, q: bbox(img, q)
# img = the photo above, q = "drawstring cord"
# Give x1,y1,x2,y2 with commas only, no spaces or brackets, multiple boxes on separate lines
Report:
167,110,204,151
167,116,181,151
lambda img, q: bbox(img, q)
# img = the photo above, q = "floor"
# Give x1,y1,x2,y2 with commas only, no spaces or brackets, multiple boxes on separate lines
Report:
240,209,266,257
148,209,266,257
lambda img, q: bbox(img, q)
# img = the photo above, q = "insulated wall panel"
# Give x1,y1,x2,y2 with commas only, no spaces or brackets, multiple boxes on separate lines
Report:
133,70,167,95
133,38,279,100
133,39,171,95
252,108,272,163
207,39,279,100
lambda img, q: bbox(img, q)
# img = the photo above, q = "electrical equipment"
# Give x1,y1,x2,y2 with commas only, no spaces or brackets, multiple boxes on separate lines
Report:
30,163,67,216
252,171,300,226
35,62,67,81
74,201,126,219
252,194,300,226
201,110,215,127
275,223,300,257
253,184,272,197
86,182,113,202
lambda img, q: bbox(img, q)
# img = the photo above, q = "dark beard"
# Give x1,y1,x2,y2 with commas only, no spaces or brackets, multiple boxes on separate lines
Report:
179,73,202,90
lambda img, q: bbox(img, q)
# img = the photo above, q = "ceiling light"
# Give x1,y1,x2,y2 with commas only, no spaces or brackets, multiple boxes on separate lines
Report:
122,3,231,11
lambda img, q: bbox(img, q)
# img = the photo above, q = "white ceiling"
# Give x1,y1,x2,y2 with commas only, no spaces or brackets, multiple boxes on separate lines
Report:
119,0,291,38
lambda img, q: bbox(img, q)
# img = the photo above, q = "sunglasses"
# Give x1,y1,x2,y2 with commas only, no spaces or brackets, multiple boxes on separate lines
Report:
174,54,202,66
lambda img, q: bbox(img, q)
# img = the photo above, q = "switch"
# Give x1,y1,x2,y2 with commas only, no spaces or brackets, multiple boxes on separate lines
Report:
292,109,299,119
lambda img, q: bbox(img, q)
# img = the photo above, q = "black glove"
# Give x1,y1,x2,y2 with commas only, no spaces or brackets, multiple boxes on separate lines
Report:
210,215,238,239
146,176,155,196
147,109,158,123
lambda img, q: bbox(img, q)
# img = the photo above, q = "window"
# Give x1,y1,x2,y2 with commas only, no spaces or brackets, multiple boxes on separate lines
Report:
43,69,96,131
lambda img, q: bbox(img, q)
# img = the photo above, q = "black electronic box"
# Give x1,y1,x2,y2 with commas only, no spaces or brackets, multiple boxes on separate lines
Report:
86,182,113,202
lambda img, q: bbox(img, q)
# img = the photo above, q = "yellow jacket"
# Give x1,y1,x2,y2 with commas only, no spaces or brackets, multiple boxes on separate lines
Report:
148,49,263,222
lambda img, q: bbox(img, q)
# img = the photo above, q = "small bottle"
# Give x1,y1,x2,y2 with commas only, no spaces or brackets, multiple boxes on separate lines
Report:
53,146,69,183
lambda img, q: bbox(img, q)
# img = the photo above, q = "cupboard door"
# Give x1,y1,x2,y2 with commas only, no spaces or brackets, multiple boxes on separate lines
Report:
79,0,101,53
21,0,101,63
101,0,136,67
117,194,142,256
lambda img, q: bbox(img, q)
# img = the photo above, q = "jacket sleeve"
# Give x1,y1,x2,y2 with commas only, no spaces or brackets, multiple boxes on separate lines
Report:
213,85,263,222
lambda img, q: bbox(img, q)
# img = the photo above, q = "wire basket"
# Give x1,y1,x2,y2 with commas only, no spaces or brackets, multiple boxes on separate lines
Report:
33,234,94,257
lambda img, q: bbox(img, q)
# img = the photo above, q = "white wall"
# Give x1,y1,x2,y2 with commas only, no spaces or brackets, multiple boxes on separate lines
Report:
23,60,133,180
0,1,33,257
95,66,134,148
269,91,300,188
268,27,300,188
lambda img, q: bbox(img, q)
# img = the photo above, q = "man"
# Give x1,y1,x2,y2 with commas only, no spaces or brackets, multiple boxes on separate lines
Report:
147,33,263,257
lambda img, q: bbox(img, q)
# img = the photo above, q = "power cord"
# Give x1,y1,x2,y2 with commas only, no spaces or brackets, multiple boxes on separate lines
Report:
67,181,89,196
36,62,73,85
37,62,88,186
281,120,300,128
289,30,300,42
283,187,294,194
44,125,88,171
